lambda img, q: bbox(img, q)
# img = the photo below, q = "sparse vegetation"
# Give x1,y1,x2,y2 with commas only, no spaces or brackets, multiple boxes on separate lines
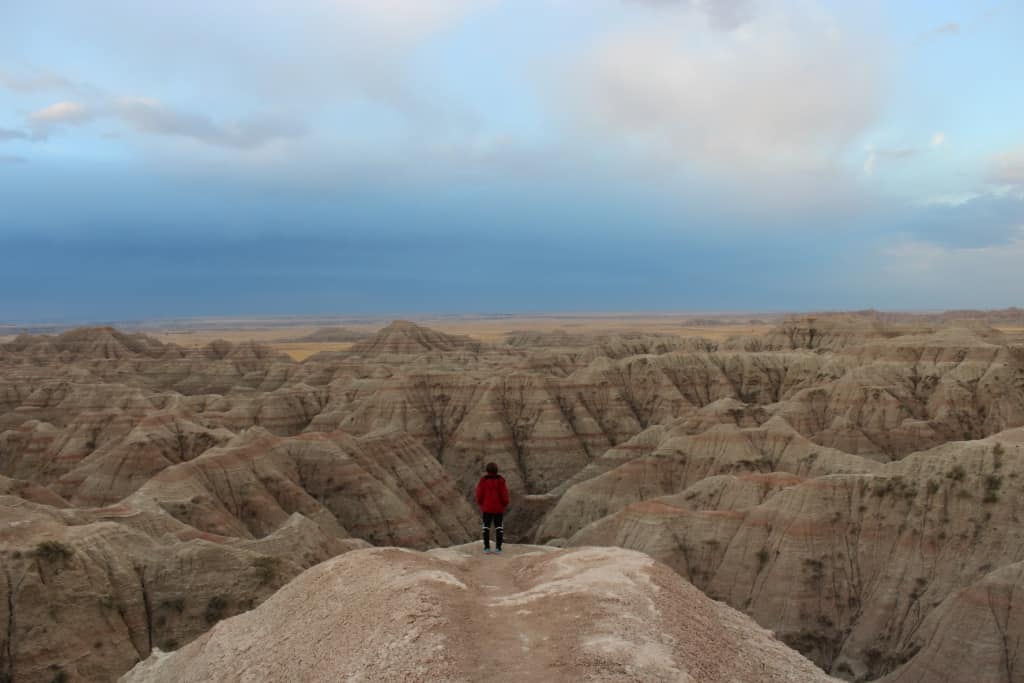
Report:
252,556,283,586
34,540,74,564
802,558,825,588
159,597,185,613
947,465,966,482
873,476,916,501
205,595,229,624
983,474,1002,503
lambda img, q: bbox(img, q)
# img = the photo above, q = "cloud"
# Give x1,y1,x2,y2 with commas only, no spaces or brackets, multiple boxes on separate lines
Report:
0,154,28,163
557,3,880,193
113,97,305,149
0,127,29,141
626,0,754,31
26,101,94,140
2,1,486,156
878,236,1024,305
26,101,95,141
932,22,960,36
863,132,944,175
901,193,1024,248
863,146,916,175
0,68,75,93
23,96,303,149
29,101,93,126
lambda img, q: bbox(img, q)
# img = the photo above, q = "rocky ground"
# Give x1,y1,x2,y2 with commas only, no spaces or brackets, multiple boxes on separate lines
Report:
121,544,837,683
2,313,1024,681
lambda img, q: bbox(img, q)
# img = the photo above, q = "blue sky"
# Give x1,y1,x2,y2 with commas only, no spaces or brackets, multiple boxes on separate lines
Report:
1,0,1022,321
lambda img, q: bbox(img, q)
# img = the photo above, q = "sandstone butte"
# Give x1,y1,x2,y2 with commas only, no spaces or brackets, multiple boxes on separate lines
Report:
1,313,1023,682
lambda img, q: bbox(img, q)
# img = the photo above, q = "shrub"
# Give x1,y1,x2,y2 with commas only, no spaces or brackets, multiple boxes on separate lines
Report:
947,465,966,482
983,474,1003,503
159,597,185,614
204,595,229,624
34,541,74,564
251,556,282,586
756,548,770,569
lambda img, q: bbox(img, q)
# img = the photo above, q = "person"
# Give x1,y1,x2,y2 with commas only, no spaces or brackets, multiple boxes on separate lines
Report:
475,462,510,554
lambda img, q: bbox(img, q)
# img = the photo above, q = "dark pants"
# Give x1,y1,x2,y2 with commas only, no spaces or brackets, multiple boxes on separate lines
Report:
482,512,503,550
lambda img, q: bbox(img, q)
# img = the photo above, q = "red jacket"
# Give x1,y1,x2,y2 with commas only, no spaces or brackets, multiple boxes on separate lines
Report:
475,474,510,514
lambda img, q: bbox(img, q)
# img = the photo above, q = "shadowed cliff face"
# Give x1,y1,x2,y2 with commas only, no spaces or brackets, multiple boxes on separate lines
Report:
3,317,1024,681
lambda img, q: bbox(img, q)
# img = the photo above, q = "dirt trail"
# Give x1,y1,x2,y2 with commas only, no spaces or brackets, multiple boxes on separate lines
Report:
450,545,565,682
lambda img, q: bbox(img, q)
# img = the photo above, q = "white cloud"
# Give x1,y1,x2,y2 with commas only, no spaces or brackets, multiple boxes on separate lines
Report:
625,0,755,31
930,131,945,148
0,68,74,93
554,2,881,196
29,101,92,125
113,97,304,149
24,97,303,149
6,0,489,152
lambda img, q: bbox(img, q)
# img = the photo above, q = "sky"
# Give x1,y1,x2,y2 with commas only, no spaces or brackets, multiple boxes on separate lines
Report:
1,0,1023,321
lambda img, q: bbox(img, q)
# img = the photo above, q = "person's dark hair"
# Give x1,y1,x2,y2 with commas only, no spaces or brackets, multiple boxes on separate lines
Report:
485,462,498,475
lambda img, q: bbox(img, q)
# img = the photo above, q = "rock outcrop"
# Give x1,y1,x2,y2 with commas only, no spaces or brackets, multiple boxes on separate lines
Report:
567,431,1024,680
347,320,482,356
122,545,837,683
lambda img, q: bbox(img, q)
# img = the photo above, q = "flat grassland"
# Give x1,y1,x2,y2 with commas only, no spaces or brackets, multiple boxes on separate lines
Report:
0,314,778,361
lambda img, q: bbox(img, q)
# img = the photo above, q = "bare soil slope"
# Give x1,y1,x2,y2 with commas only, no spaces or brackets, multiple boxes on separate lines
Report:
5,313,1024,681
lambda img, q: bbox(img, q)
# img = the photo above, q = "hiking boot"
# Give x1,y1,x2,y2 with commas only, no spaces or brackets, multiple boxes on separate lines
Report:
483,548,492,554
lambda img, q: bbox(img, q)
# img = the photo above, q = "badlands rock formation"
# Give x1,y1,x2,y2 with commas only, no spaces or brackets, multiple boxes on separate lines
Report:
122,545,837,683
2,315,1024,681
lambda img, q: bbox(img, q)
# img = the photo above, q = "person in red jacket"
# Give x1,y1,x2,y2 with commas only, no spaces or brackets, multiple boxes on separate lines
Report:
475,462,510,553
